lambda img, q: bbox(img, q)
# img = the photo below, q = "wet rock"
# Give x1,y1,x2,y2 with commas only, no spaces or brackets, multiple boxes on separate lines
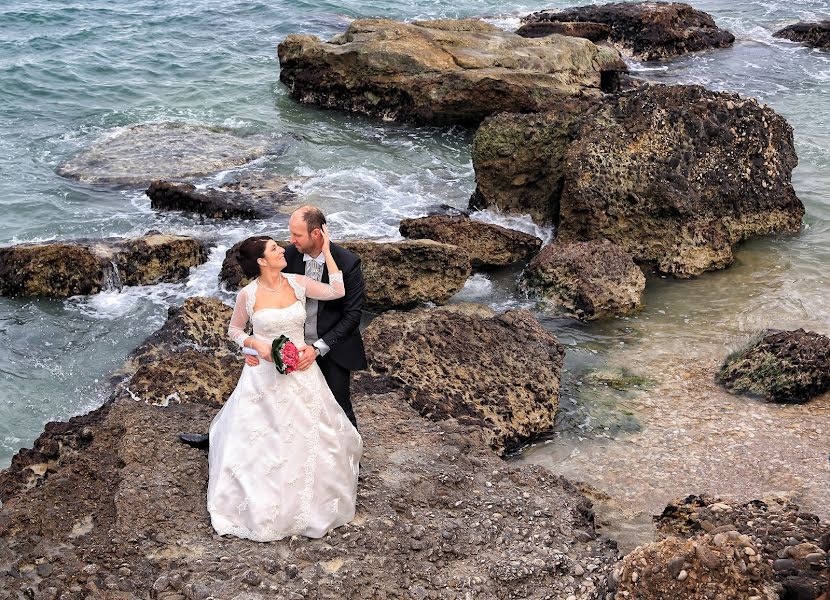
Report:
278,18,627,126
112,297,240,407
146,176,298,220
516,21,611,43
471,83,804,277
0,234,208,298
399,214,542,269
522,1,735,61
523,239,645,320
614,533,776,599
219,238,471,310
716,329,830,403
57,123,288,186
655,494,829,599
774,21,830,49
362,303,564,454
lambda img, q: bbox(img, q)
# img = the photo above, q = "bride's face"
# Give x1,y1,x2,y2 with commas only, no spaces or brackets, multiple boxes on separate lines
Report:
259,240,287,271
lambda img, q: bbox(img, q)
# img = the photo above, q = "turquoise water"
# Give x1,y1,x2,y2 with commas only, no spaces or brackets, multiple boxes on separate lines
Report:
1,0,829,470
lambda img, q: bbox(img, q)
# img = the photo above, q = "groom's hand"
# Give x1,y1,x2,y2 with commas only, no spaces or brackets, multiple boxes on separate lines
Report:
245,354,260,367
296,346,317,371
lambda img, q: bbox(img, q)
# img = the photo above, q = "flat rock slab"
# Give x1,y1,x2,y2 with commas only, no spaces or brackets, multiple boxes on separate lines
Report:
654,494,829,600
278,18,627,125
522,1,735,61
219,238,471,311
523,239,645,320
0,234,208,298
147,175,299,220
0,296,619,599
399,214,542,269
716,328,830,403
362,303,564,455
774,21,830,48
471,84,804,277
57,123,291,186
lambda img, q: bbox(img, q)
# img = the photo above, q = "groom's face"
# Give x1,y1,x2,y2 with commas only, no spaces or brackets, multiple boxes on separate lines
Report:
289,215,320,255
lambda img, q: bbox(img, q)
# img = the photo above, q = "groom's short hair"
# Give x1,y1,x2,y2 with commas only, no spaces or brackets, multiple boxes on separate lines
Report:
300,206,326,233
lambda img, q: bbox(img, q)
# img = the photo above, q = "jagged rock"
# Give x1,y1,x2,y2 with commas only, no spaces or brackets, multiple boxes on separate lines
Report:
146,175,298,220
516,20,611,43
774,21,830,48
471,84,804,277
278,18,627,126
655,494,829,599
399,214,542,269
56,123,289,186
0,298,619,599
219,238,471,310
613,532,777,599
716,329,830,403
523,239,645,320
362,303,564,454
522,1,735,61
0,234,208,297
112,297,241,407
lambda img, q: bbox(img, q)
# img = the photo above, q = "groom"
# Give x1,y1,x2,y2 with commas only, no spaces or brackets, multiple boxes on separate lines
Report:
179,205,367,448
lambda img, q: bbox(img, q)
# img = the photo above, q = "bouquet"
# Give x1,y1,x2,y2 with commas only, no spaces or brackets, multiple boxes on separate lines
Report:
271,335,300,374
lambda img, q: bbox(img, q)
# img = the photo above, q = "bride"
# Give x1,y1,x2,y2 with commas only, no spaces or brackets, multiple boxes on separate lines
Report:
207,228,362,542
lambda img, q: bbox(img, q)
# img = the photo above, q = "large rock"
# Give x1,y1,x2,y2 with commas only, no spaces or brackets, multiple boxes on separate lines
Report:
612,532,777,599
774,21,830,48
362,304,564,455
516,21,611,43
0,234,208,297
716,329,830,403
278,18,627,126
112,297,241,407
220,238,471,310
0,302,619,599
522,2,735,61
471,84,804,277
57,123,289,186
655,494,830,600
146,175,298,219
523,239,645,320
399,214,542,269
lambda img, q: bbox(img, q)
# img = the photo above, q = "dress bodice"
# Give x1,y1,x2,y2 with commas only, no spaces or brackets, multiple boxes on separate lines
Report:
251,301,307,347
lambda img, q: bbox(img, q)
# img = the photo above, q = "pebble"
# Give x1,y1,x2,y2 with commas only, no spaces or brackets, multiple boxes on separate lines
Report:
677,570,688,581
242,570,261,586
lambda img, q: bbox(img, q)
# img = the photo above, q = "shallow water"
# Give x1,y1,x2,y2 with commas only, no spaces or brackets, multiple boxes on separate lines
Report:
1,1,828,545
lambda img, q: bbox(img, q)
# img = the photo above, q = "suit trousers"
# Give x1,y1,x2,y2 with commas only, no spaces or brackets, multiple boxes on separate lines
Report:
317,355,357,431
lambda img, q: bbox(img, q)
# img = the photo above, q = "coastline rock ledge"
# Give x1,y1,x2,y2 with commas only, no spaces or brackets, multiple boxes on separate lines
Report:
278,18,628,126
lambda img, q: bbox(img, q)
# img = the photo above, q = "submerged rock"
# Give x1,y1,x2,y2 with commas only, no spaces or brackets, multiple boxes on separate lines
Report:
0,296,618,598
147,175,298,220
57,123,289,186
523,239,645,320
471,84,804,277
716,329,830,403
220,237,471,310
522,1,735,61
362,303,564,455
399,214,542,269
278,18,627,126
0,234,208,298
655,494,829,599
774,21,830,48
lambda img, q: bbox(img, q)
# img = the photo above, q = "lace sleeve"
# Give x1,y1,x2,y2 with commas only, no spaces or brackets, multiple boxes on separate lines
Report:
296,273,345,300
228,287,251,348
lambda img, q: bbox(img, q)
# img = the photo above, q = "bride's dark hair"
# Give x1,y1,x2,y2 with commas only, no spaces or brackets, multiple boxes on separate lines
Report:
237,236,273,278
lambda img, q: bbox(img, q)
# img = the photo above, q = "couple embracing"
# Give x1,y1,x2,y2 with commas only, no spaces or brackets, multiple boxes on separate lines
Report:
204,205,365,542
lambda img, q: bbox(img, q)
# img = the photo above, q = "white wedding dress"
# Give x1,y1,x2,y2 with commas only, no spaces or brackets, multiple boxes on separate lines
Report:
207,273,362,542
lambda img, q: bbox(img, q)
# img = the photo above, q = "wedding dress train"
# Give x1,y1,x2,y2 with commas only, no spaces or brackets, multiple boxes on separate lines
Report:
207,275,362,542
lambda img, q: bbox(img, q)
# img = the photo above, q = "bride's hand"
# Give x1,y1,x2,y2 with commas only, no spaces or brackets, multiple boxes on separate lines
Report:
320,223,332,255
253,339,274,362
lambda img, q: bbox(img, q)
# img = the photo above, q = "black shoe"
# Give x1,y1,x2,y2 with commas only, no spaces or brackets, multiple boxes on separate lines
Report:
178,433,209,449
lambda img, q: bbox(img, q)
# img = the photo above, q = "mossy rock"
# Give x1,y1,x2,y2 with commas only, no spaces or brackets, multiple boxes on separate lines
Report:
716,329,830,403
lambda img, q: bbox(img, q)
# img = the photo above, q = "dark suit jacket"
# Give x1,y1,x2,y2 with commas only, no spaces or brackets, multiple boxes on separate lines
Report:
284,243,368,372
